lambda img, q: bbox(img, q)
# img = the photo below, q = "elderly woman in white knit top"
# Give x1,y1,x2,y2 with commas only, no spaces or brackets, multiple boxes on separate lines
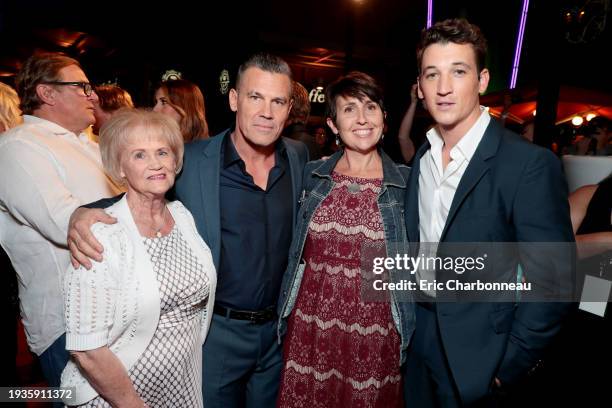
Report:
61,110,216,407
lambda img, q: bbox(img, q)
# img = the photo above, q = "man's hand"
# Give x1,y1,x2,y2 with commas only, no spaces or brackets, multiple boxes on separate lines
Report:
68,207,117,269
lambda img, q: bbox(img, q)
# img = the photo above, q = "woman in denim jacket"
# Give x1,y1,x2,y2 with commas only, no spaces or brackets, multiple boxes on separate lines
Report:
276,72,415,407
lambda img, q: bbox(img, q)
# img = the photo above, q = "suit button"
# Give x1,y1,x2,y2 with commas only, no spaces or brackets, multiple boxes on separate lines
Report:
283,291,288,296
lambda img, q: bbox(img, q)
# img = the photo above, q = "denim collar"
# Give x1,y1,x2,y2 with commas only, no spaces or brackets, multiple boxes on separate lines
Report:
311,148,406,188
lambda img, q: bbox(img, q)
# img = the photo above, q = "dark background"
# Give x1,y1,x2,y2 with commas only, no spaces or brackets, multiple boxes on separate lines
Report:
0,2,610,403
1,0,610,158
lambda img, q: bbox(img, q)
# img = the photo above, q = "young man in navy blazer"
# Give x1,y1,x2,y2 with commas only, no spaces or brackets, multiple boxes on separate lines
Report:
402,19,574,407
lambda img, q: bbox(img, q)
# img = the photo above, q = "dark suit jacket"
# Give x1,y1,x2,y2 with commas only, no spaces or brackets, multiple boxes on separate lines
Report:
174,129,309,269
405,119,575,404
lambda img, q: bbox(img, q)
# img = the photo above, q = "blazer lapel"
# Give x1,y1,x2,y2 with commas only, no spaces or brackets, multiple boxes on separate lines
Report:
199,134,223,268
406,142,430,244
440,120,501,241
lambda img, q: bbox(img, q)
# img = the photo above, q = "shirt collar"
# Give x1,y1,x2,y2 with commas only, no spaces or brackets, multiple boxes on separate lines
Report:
223,132,242,168
23,114,89,140
426,126,445,154
222,132,287,169
425,107,491,162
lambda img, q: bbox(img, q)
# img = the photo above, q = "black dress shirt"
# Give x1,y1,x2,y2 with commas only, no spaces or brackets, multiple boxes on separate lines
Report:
216,134,293,311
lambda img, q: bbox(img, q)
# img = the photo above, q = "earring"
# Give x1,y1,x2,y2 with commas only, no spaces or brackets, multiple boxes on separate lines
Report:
335,134,340,146
381,133,385,141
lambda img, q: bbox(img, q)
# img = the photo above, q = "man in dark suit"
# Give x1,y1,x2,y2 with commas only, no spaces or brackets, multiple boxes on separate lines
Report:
68,53,309,407
402,19,574,407
176,54,308,408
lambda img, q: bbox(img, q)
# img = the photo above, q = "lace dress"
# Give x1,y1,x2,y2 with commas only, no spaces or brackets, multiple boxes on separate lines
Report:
82,225,209,408
278,172,402,408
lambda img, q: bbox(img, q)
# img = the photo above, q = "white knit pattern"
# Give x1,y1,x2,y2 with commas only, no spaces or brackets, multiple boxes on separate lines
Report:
61,199,216,407
81,226,208,408
64,222,137,351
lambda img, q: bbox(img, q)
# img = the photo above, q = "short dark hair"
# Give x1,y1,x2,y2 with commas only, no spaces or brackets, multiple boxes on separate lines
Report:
416,18,488,74
16,52,81,114
235,53,292,90
325,71,385,124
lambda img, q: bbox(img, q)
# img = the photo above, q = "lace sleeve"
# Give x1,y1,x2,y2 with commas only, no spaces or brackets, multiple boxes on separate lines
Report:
63,223,125,351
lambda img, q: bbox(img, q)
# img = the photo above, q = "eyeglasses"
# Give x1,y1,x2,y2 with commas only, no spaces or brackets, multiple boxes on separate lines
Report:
44,81,95,97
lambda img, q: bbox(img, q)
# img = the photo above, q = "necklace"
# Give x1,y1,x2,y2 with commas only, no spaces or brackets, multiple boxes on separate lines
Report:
337,154,381,195
347,182,361,194
152,206,168,238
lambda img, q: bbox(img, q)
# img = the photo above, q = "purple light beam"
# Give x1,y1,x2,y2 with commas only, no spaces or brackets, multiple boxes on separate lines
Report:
427,0,433,28
510,0,530,89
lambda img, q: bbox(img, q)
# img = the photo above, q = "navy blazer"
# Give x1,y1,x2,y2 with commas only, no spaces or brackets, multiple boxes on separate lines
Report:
405,119,575,404
174,129,309,270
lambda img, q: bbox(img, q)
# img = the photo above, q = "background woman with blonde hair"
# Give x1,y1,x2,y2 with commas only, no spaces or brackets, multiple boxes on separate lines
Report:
0,82,22,132
0,81,22,389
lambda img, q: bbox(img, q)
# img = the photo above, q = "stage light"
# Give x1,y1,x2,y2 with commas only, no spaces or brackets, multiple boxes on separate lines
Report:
571,116,584,126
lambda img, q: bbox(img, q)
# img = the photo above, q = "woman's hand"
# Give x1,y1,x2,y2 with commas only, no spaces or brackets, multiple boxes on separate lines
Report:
398,83,418,163
409,83,418,105
71,347,143,407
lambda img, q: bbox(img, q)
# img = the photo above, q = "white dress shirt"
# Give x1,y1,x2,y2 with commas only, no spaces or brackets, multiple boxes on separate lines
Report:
417,109,491,295
0,115,122,355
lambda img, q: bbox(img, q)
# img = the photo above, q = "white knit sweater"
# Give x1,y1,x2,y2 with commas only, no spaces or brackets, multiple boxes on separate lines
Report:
60,196,216,406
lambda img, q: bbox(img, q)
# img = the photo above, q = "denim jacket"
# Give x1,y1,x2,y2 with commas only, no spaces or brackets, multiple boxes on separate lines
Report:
277,149,416,365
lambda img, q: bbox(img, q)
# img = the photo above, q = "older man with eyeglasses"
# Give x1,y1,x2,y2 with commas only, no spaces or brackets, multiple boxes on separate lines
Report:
0,52,122,395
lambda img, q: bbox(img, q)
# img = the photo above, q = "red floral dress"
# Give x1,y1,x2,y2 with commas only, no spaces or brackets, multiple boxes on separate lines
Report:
278,172,402,408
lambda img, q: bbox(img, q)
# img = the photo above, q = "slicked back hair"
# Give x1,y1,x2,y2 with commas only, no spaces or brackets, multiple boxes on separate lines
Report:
235,53,292,90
